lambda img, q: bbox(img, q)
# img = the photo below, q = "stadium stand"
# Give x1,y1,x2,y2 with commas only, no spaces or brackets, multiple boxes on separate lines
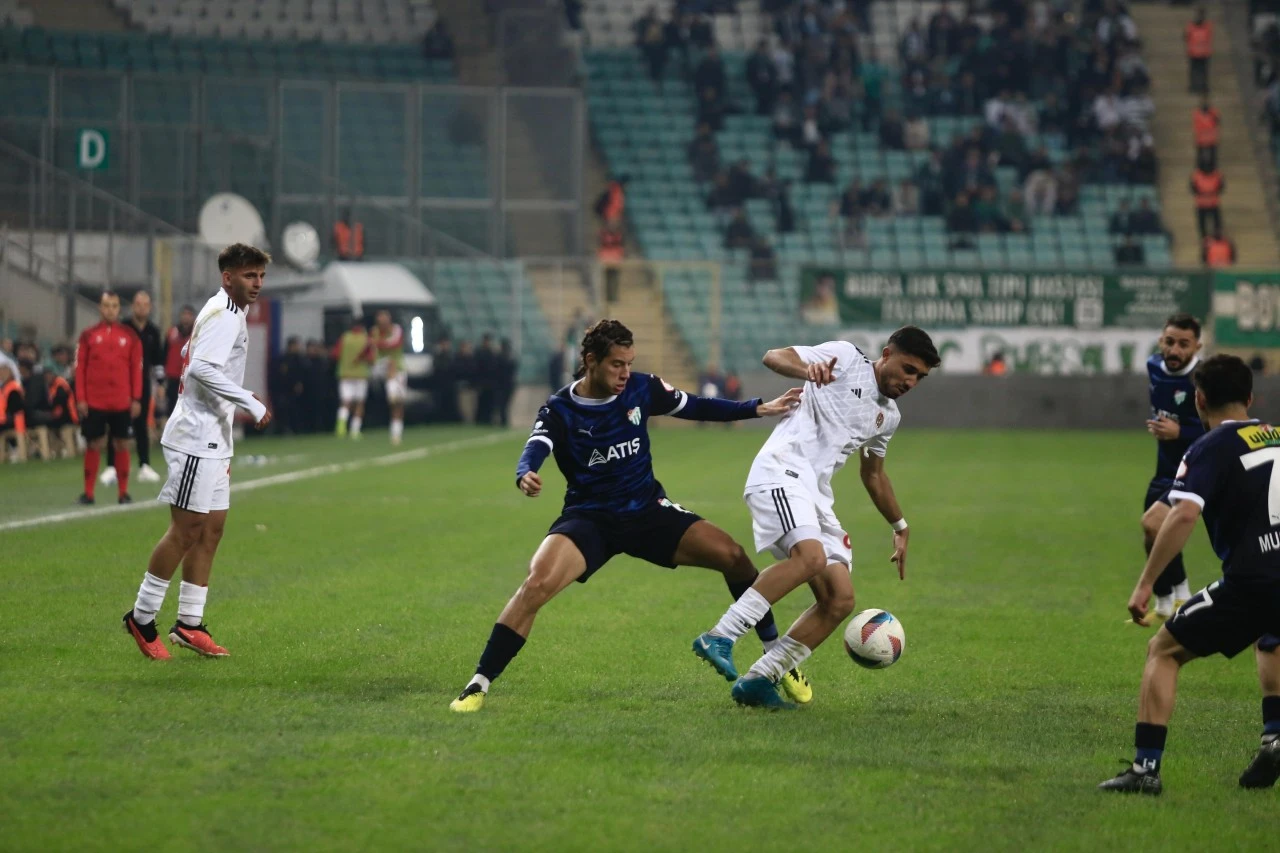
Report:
583,0,1175,370
110,0,437,45
0,26,453,78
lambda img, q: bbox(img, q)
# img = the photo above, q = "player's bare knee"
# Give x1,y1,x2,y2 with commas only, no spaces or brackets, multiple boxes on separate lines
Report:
792,540,827,576
720,541,755,579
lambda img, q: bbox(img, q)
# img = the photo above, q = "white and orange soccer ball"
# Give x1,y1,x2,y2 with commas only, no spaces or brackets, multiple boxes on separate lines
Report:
843,609,905,669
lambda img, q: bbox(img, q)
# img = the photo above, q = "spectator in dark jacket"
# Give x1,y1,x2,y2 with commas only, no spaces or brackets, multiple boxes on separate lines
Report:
947,191,978,233
724,208,756,249
687,122,721,183
746,39,778,114
1115,235,1146,266
805,140,836,183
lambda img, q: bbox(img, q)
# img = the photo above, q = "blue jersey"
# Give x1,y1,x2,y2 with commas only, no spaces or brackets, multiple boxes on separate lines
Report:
1148,355,1203,482
520,373,760,514
1170,419,1280,581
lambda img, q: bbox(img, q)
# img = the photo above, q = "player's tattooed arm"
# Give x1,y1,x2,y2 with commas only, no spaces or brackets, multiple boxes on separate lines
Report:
762,347,837,386
860,450,909,579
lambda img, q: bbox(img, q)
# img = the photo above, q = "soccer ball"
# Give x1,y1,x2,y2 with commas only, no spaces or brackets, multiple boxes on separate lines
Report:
843,609,905,669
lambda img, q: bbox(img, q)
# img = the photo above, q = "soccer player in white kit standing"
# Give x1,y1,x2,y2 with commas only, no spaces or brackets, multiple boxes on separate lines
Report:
693,326,940,707
122,243,273,660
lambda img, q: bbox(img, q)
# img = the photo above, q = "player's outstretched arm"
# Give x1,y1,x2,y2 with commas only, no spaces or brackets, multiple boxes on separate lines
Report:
763,346,837,386
860,450,909,580
186,359,270,429
1128,499,1201,623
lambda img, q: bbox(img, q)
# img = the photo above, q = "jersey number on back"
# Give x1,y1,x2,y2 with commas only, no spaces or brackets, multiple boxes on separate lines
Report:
1241,447,1280,526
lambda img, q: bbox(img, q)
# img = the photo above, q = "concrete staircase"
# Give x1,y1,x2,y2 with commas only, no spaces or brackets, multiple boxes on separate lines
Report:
606,268,699,394
1131,2,1280,267
29,0,129,30
432,0,501,86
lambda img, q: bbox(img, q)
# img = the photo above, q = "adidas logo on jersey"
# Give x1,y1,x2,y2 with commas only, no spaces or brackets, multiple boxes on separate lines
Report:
587,438,642,466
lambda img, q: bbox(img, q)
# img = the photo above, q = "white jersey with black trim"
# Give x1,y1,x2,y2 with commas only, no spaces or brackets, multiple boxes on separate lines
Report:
160,291,251,459
746,340,900,503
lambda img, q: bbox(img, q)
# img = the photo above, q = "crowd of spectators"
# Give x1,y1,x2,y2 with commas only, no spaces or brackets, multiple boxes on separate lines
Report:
638,0,1166,260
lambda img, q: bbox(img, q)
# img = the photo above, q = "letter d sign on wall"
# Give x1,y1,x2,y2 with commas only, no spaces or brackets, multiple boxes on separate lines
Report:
77,129,108,171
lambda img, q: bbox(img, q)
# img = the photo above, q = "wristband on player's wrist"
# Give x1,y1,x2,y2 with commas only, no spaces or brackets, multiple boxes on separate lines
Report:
891,518,908,532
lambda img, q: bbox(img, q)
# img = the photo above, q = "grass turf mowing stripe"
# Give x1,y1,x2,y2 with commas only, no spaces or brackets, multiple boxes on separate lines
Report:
0,432,518,534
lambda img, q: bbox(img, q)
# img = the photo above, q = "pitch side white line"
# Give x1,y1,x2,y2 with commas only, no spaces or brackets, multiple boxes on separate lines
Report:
0,432,517,533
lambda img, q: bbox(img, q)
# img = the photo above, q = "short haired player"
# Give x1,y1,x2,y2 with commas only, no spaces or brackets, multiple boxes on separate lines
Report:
693,326,940,708
1100,355,1280,794
121,244,273,660
1133,313,1204,625
449,319,806,712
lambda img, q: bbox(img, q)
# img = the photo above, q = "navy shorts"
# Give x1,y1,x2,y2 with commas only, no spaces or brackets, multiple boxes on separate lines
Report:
1144,478,1174,511
548,497,703,583
1165,578,1280,659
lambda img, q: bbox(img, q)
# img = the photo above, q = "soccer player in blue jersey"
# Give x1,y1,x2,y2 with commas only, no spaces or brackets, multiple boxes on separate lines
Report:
449,319,806,712
1134,313,1204,624
1100,355,1280,794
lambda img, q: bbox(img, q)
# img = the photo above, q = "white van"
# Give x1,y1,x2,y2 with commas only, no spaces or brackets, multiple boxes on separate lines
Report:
277,262,443,394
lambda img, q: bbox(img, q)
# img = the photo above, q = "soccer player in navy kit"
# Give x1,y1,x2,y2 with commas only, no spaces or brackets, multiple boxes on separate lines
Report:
1136,314,1204,624
450,320,805,712
1100,355,1280,794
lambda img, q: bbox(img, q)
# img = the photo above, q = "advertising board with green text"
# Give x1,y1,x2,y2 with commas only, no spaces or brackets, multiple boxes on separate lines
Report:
799,268,1211,374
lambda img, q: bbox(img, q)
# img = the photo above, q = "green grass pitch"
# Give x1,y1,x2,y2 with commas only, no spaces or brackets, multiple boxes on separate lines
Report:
0,425,1275,850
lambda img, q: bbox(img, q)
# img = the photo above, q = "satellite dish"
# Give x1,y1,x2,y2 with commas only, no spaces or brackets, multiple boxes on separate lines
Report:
282,221,321,271
198,193,267,250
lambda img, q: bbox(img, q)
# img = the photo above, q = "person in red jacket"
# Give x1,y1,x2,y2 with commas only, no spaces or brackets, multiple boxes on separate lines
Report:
75,291,142,504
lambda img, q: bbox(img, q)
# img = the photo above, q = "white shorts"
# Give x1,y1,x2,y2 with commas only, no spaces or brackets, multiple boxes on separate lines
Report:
385,372,408,403
339,378,368,404
158,446,231,514
744,482,852,568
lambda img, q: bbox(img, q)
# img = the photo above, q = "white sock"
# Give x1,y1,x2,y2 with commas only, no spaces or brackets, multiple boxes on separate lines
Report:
709,588,771,642
747,635,812,683
1154,594,1174,617
337,405,349,425
1173,581,1191,601
177,581,207,626
132,572,170,625
762,637,780,654
467,674,491,693
390,419,403,441
351,416,362,436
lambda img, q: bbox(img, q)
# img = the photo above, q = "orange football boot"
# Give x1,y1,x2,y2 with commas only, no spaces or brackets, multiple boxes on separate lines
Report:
123,611,172,660
168,622,230,657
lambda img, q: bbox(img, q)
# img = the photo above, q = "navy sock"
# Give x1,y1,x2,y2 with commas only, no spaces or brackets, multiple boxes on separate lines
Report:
1263,696,1280,740
726,578,778,643
476,622,526,684
1134,722,1168,772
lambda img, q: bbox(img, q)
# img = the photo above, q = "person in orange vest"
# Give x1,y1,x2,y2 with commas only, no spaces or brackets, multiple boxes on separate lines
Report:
47,371,78,429
0,359,26,458
593,175,629,227
333,208,365,261
1192,98,1219,162
1202,225,1236,267
1185,7,1213,95
1189,157,1224,238
597,223,624,302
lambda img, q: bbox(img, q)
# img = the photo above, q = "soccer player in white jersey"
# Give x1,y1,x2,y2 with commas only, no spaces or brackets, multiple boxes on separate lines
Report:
693,325,940,708
121,243,273,660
